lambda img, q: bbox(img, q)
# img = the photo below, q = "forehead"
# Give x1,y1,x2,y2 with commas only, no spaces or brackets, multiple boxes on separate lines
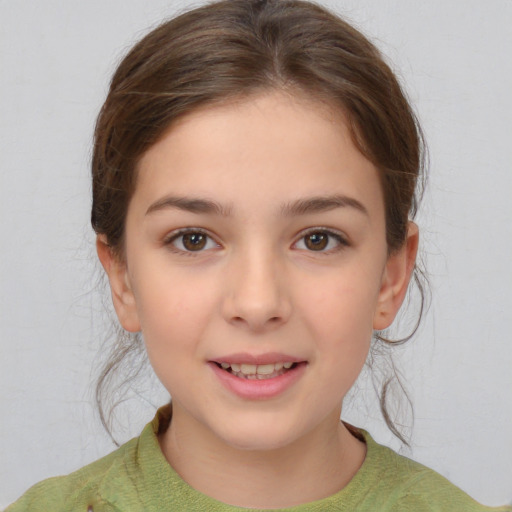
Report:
133,91,383,219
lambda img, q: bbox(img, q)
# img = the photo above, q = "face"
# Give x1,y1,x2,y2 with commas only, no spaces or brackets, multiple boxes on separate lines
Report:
99,92,416,452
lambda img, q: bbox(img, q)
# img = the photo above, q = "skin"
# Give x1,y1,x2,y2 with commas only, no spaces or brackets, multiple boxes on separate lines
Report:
98,91,418,508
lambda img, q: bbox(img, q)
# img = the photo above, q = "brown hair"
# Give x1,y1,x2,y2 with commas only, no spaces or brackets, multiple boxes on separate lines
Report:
92,0,427,443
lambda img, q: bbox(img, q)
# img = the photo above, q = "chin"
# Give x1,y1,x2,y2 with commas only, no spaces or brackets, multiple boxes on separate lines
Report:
214,416,305,453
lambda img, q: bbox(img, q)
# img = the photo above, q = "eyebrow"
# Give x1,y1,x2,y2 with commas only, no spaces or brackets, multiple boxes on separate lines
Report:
280,194,368,217
145,194,368,217
146,196,233,216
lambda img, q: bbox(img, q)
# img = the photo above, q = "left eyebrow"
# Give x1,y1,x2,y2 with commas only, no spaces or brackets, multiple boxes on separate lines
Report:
280,194,369,217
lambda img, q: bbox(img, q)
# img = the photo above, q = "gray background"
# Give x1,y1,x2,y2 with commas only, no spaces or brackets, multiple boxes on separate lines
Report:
1,0,511,507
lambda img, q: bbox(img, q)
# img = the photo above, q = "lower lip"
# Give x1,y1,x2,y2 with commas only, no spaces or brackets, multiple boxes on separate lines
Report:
208,362,307,400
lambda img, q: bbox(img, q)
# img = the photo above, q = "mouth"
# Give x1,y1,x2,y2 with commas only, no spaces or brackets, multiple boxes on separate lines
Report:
213,361,299,380
209,357,307,399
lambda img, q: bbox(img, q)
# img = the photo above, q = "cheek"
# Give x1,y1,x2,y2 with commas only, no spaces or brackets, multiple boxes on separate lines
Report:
295,263,382,385
130,268,218,360
134,275,220,397
301,269,381,340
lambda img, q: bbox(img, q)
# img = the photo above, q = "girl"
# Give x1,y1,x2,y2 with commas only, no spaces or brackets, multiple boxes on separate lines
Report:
5,1,511,510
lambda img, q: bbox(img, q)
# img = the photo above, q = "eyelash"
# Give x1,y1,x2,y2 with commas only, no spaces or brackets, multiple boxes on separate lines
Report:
163,228,349,256
164,228,219,256
295,228,349,254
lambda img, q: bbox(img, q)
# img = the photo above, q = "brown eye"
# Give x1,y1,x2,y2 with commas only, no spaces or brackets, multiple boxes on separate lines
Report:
295,229,347,253
304,232,328,251
167,230,218,253
182,233,207,251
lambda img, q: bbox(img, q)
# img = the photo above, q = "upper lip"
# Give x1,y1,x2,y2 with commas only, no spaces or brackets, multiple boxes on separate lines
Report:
210,352,305,365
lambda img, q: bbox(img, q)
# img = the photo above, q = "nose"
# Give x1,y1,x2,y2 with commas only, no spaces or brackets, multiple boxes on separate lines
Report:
221,247,291,332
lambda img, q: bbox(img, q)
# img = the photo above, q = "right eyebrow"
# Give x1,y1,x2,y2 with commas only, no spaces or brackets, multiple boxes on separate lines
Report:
146,195,233,216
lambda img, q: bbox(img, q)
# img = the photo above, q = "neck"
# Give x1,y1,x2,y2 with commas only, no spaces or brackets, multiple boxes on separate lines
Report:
159,402,366,509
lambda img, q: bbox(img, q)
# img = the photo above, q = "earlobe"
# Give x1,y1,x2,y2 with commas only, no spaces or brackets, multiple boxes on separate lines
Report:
373,222,419,331
96,235,141,333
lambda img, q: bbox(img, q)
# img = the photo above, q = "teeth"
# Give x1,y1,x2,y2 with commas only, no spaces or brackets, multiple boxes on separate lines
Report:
240,364,257,374
218,361,296,377
256,364,275,375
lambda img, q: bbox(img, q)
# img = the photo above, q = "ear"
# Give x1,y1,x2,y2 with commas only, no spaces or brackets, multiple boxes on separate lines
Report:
373,222,419,330
96,235,141,333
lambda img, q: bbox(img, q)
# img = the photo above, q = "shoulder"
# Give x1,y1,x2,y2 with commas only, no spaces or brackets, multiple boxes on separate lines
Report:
355,429,512,512
5,431,143,512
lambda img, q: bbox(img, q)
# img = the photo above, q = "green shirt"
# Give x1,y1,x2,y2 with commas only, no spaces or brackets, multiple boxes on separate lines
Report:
6,406,511,511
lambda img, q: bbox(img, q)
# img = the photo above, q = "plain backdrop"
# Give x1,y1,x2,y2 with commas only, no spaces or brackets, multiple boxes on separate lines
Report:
1,0,511,508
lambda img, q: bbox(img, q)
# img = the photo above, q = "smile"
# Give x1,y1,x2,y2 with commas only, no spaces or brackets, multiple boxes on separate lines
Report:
216,362,296,380
209,358,307,400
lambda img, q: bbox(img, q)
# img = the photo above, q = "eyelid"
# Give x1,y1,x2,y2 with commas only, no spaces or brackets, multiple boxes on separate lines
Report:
293,227,349,252
163,227,221,254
